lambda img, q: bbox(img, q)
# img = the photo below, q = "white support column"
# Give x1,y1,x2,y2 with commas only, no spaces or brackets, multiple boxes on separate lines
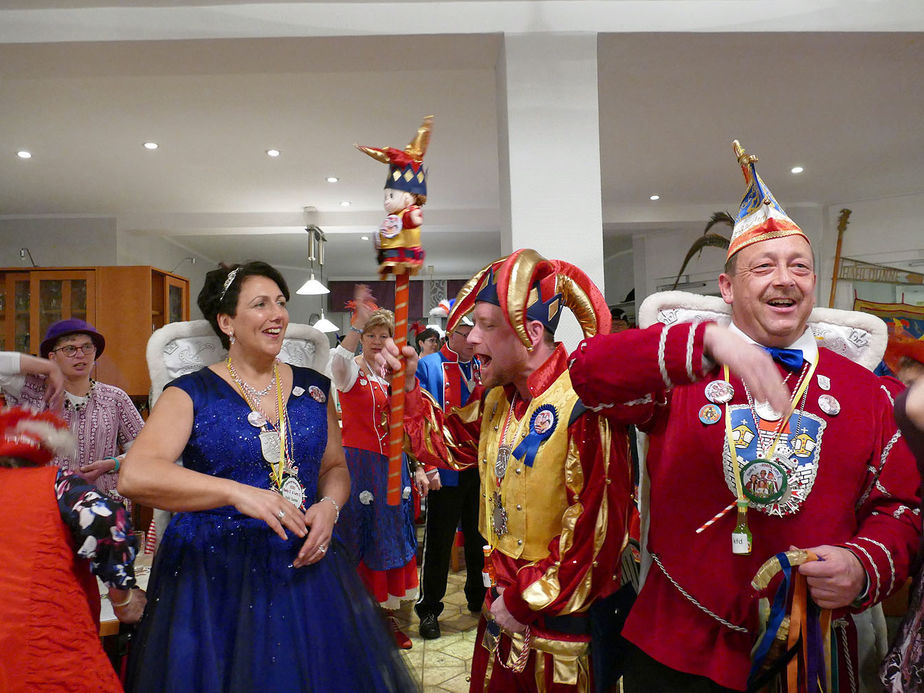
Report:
496,32,605,347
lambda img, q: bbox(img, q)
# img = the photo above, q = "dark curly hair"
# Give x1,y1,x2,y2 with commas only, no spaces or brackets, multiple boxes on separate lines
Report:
198,261,290,349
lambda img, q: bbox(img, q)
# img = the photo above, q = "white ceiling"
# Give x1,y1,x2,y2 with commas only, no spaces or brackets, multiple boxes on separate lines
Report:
1,2,922,280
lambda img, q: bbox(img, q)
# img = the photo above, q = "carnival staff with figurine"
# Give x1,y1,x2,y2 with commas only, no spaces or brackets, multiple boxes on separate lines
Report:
383,249,638,692
569,141,920,691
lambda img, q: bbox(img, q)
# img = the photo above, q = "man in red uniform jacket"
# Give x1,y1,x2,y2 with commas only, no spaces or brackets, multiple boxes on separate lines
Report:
386,250,647,692
569,142,920,691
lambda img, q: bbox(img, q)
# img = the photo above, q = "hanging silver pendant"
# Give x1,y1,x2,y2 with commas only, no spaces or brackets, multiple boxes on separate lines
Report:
495,446,511,479
278,472,307,510
248,410,266,427
492,491,508,536
260,430,281,463
754,400,782,421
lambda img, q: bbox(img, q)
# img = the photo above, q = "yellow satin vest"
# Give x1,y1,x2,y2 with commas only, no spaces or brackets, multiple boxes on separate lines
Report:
479,368,579,561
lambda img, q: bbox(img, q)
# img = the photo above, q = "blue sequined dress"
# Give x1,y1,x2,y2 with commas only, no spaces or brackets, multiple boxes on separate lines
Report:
126,366,416,693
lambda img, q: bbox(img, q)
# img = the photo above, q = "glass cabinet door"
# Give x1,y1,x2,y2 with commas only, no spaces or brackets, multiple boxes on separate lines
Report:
31,272,95,353
165,276,188,324
38,279,65,343
14,277,31,353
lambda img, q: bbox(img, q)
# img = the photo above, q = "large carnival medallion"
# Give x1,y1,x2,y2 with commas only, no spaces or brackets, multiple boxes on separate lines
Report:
722,404,827,516
491,491,508,536
741,457,788,505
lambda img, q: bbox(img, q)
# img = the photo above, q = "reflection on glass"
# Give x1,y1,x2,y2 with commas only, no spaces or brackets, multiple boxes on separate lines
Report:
168,285,183,323
71,280,87,321
39,280,64,341
14,281,30,353
15,280,29,313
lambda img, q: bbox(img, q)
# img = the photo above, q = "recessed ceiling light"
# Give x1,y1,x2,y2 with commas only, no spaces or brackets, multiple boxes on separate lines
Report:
326,176,339,183
360,235,369,241
649,194,660,201
266,149,280,158
143,142,158,150
790,166,804,174
17,151,31,159
339,201,351,207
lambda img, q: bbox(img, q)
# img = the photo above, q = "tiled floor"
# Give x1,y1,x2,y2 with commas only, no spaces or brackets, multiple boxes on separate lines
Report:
394,570,481,692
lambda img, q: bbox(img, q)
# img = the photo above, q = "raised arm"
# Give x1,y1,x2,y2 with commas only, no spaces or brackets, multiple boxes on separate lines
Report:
0,351,64,408
118,385,308,541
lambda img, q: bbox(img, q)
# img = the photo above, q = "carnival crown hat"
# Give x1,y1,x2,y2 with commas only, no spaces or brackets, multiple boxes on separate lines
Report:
447,249,611,349
356,116,433,197
0,406,75,466
727,139,808,260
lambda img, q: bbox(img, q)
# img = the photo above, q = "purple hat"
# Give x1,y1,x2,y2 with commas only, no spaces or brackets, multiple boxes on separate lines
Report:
40,319,105,359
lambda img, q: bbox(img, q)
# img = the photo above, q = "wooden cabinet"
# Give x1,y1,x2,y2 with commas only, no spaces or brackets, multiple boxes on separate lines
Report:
0,266,189,397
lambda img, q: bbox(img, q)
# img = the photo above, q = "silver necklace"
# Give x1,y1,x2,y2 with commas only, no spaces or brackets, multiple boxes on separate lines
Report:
227,359,278,400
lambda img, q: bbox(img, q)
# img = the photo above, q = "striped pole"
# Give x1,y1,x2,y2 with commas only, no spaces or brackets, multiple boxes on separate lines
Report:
695,501,735,534
387,272,410,505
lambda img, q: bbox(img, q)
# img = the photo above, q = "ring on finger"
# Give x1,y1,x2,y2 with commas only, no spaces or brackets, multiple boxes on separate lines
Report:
277,510,286,520
317,544,327,553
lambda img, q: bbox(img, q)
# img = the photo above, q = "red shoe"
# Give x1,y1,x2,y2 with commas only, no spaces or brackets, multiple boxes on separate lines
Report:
388,615,413,650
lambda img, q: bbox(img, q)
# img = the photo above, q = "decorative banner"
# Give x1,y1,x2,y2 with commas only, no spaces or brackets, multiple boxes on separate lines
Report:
853,298,924,341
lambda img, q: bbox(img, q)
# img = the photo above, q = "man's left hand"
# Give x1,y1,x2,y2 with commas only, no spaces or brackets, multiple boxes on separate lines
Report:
490,587,527,634
797,544,867,609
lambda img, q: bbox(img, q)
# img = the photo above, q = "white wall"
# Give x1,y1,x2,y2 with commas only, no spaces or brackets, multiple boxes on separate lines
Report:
0,216,117,267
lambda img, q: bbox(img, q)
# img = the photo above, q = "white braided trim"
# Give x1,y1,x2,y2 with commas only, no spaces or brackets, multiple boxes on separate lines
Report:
853,536,896,594
658,325,672,390
651,552,748,634
880,384,895,406
845,542,880,603
833,619,858,693
685,322,696,382
589,394,654,412
855,429,902,509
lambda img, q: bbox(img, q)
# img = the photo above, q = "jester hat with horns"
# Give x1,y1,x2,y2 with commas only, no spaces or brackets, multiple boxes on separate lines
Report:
355,116,433,199
447,249,611,349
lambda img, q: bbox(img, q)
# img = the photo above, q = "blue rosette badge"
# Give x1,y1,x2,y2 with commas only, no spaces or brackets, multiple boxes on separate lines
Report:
512,404,558,468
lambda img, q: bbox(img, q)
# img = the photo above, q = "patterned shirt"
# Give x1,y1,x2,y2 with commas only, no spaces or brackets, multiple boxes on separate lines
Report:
55,469,138,590
0,372,143,505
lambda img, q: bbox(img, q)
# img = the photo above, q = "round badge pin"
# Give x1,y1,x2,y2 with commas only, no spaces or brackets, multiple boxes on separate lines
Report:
247,410,266,427
698,403,722,425
359,378,368,386
308,385,326,403
816,375,831,392
705,380,734,404
818,394,840,416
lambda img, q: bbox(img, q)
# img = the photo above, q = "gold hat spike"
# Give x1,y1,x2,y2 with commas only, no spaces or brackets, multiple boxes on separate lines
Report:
404,115,433,162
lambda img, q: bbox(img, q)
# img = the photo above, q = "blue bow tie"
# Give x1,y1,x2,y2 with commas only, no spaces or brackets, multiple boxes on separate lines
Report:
763,346,804,371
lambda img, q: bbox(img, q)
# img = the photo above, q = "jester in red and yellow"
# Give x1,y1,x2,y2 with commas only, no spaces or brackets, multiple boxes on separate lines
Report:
569,141,921,692
394,250,665,692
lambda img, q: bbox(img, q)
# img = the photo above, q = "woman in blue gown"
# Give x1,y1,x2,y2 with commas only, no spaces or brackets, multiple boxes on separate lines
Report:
120,261,416,692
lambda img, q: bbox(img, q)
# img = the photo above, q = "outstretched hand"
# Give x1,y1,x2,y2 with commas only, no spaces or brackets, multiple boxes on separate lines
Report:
703,324,790,415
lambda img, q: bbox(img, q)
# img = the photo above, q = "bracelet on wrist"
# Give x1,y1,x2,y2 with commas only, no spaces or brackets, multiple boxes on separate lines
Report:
349,325,363,335
107,456,121,472
111,590,134,608
320,495,341,523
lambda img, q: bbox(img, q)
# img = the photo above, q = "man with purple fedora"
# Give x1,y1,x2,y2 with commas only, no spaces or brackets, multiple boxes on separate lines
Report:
0,318,144,507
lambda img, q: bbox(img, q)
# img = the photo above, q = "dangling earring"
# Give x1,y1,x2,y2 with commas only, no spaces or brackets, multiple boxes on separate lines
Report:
228,331,236,345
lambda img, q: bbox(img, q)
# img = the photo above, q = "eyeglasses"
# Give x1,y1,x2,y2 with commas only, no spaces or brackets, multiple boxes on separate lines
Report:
53,344,97,357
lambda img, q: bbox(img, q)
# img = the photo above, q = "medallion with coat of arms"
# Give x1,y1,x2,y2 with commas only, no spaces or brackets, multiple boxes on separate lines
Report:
722,404,827,516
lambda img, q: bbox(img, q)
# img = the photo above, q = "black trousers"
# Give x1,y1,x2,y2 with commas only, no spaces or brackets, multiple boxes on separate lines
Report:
415,467,486,617
622,643,741,693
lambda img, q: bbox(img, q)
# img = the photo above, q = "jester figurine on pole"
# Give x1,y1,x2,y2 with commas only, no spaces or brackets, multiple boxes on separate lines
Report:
356,115,432,505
